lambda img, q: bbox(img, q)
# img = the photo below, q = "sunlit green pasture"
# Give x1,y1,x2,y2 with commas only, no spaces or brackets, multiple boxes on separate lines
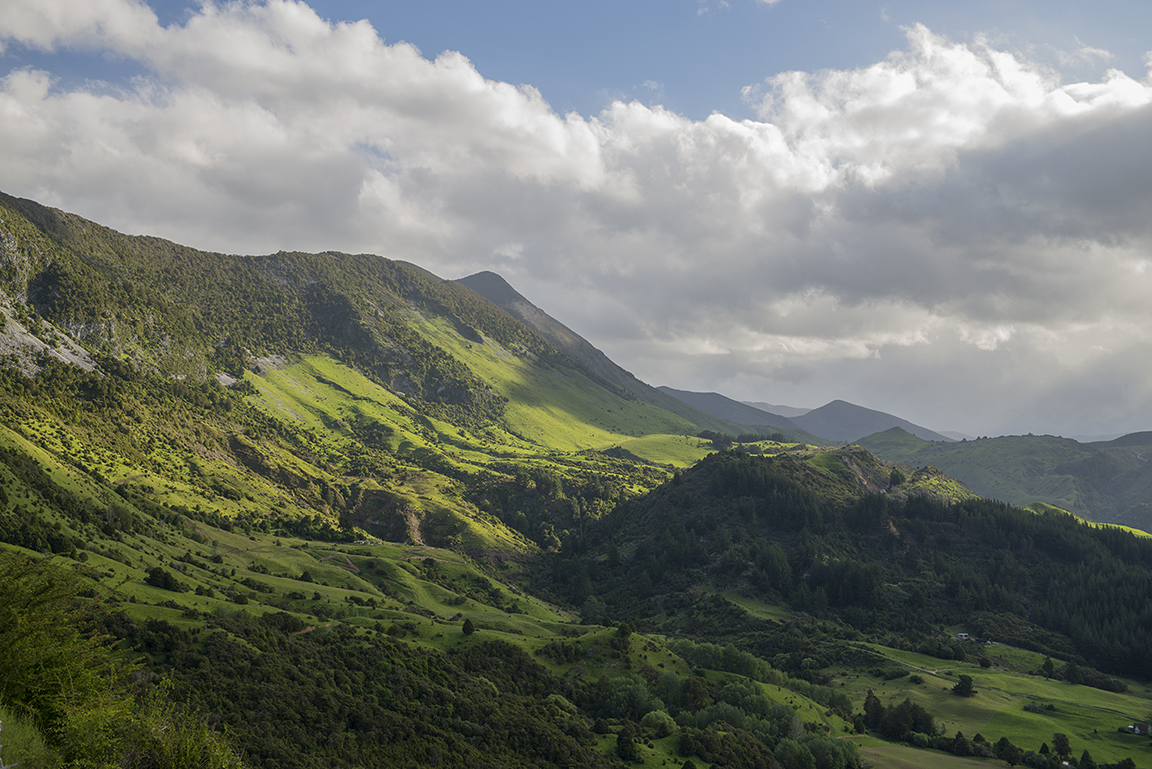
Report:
613,433,712,467
409,313,700,452
841,643,1152,765
860,745,999,769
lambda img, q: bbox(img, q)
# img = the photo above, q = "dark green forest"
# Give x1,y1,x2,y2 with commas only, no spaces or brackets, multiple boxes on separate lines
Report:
551,451,1152,681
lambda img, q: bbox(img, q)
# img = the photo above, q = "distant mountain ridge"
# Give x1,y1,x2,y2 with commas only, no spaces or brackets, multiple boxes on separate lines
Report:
791,399,953,443
1088,431,1152,448
654,386,799,431
659,387,951,443
743,400,811,418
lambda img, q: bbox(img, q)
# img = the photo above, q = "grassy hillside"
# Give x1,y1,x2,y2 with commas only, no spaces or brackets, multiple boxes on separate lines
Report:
1,498,873,768
0,190,740,559
847,643,1152,765
1,191,712,442
407,310,705,450
456,270,761,436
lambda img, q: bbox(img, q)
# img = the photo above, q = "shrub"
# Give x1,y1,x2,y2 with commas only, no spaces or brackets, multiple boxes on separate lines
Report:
641,710,677,738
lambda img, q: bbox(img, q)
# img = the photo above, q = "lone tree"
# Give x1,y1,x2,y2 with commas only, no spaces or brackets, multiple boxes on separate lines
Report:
462,618,476,636
953,674,975,697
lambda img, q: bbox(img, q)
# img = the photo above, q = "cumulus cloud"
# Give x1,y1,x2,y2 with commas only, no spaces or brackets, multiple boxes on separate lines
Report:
0,0,161,54
1,1,1151,435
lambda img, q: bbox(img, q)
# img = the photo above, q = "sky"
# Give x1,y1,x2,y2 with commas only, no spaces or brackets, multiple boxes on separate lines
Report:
2,1,1152,439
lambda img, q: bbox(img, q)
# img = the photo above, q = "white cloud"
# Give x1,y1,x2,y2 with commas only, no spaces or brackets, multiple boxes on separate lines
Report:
1056,37,1114,67
697,0,731,16
2,3,1152,435
0,0,160,54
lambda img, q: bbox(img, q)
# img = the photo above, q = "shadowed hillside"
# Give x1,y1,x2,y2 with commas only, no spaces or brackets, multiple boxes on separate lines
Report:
656,385,800,431
791,400,952,443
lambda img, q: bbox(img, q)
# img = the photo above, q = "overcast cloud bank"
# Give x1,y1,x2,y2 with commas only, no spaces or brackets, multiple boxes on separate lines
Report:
1,0,1151,437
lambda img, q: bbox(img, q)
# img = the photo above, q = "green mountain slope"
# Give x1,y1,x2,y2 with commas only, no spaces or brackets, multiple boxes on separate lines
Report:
2,193,1150,769
858,428,1152,532
456,270,765,436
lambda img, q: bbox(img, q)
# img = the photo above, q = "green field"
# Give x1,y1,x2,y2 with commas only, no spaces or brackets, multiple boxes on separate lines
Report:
860,745,1001,769
835,644,1152,766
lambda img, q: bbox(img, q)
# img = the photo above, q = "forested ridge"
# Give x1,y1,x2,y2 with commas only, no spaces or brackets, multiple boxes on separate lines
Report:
553,451,1152,680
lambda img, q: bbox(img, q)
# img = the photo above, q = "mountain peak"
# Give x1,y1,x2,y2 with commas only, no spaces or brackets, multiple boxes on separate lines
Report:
456,270,525,307
793,400,952,443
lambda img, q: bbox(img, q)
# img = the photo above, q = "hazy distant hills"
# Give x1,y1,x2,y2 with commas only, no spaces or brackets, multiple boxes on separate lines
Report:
661,375,1152,532
791,399,953,443
858,427,1152,533
660,388,952,443
743,400,811,418
654,386,799,431
1088,431,1152,449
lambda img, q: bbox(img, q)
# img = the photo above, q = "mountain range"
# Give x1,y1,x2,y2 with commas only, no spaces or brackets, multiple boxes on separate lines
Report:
2,191,1152,769
658,387,953,443
655,386,802,432
657,384,1152,532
